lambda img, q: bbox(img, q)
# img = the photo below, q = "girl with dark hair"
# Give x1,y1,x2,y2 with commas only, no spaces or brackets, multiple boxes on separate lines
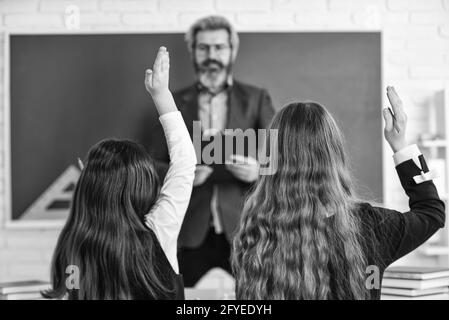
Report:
43,47,197,299
232,87,445,300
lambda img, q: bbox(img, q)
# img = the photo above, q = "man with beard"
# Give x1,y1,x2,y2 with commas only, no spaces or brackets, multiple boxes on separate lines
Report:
150,16,275,287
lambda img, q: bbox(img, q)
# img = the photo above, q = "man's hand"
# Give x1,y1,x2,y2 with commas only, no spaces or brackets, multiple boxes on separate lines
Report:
225,155,259,183
383,86,407,153
193,165,214,187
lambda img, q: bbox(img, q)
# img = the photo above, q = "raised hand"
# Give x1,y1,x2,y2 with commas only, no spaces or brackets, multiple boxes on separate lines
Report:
144,46,177,115
145,46,170,97
383,86,407,153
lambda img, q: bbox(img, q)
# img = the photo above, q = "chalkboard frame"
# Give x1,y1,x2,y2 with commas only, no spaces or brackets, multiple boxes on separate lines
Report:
2,29,386,229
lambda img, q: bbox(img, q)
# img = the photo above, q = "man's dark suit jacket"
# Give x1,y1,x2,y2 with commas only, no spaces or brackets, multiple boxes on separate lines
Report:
150,81,275,248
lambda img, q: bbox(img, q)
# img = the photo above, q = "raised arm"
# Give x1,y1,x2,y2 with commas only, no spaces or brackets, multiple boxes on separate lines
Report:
373,86,445,265
143,47,197,274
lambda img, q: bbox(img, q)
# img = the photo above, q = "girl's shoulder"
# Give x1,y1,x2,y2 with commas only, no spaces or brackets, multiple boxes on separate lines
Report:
352,202,380,221
352,201,394,234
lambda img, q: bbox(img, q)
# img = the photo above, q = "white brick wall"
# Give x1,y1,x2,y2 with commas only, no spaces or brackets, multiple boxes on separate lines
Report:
4,13,63,27
0,0,448,289
0,0,38,13
329,0,386,11
274,0,327,11
122,12,178,26
100,0,157,12
40,0,98,12
216,0,271,13
237,13,295,27
80,12,121,26
159,0,214,13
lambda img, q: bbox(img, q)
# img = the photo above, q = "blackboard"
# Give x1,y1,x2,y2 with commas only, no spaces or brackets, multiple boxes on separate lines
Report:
9,32,381,221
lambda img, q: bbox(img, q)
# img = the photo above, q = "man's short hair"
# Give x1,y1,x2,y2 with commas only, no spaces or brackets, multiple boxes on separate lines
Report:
185,15,239,60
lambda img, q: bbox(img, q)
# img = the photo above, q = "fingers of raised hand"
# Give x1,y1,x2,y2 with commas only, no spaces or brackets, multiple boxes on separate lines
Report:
161,50,169,72
144,69,153,88
387,86,407,125
382,108,393,133
153,46,166,73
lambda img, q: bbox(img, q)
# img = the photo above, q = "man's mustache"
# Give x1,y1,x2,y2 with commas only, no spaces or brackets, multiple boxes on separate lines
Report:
200,59,225,70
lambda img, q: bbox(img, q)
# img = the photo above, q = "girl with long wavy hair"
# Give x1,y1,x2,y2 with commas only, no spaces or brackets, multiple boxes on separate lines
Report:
43,47,197,299
232,87,445,299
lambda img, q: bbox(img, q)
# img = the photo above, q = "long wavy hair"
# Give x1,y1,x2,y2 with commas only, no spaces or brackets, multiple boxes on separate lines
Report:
43,139,172,299
232,102,369,300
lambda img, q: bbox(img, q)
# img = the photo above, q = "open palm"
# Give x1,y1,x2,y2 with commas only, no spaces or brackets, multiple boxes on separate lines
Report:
383,86,407,153
145,46,170,96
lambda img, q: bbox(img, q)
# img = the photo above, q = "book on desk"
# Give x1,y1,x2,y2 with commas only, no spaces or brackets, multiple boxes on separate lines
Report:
381,266,449,300
0,280,50,300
